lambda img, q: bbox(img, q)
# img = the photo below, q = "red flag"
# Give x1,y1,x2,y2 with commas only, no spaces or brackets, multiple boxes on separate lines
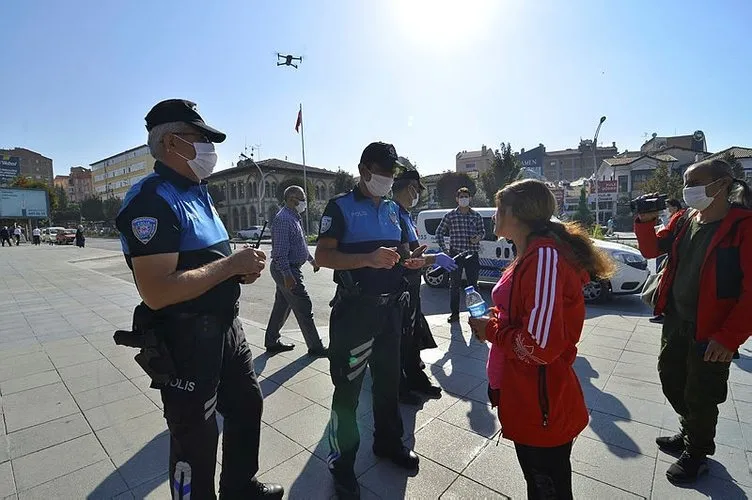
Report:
295,109,302,133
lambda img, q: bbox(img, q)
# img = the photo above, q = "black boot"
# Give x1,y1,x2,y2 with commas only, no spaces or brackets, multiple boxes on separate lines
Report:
666,451,708,484
656,433,685,455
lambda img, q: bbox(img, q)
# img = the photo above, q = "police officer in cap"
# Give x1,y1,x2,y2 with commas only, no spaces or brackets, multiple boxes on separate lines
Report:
115,99,283,499
316,142,425,499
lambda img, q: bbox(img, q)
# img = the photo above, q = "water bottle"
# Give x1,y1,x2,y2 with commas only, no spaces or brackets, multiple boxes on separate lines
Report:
465,286,487,317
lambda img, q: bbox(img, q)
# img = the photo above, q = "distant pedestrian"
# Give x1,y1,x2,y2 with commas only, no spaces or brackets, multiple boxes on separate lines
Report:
0,226,10,247
263,185,327,357
75,225,85,248
32,227,41,245
13,226,21,246
606,217,615,236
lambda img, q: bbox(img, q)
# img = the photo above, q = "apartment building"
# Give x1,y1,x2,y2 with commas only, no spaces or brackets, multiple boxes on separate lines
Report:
455,146,495,174
0,147,54,186
54,166,94,203
90,145,155,199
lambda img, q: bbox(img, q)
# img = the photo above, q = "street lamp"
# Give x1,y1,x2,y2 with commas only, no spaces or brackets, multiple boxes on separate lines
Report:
592,116,607,226
239,153,275,225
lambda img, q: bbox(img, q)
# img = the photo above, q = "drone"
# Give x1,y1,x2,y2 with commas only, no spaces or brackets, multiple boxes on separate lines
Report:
277,53,303,69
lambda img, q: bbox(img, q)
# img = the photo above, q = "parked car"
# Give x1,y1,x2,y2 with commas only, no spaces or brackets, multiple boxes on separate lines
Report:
236,226,264,240
416,208,650,304
55,228,78,245
42,226,66,244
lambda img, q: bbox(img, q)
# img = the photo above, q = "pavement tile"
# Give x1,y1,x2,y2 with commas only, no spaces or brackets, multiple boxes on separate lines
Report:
47,345,104,369
0,435,7,464
124,475,169,499
581,410,662,458
574,355,617,388
64,365,127,395
106,354,144,379
651,457,751,500
258,426,305,475
571,435,656,498
624,339,660,356
428,365,485,398
0,371,60,396
287,371,335,404
440,475,507,499
571,473,643,499
613,362,662,385
359,455,458,500
73,379,141,411
464,440,528,498
735,400,752,424
311,426,379,477
414,419,488,473
591,392,674,429
0,353,54,383
435,397,500,439
576,343,623,362
84,393,158,431
715,417,745,449
604,375,665,404
580,335,629,351
444,354,488,379
731,383,752,404
11,434,108,491
273,403,330,449
95,411,167,457
258,451,337,499
260,385,314,424
0,461,14,498
2,383,79,433
618,350,658,367
0,340,42,361
109,433,169,489
17,459,128,500
400,392,463,438
7,413,90,460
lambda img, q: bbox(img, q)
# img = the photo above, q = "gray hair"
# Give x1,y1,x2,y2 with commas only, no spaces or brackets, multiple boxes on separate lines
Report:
283,185,305,201
147,122,193,161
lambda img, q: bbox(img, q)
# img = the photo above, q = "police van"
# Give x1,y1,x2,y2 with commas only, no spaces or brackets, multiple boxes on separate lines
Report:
416,208,650,304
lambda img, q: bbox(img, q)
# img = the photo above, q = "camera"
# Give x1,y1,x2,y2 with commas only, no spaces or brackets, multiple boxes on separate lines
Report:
630,194,667,214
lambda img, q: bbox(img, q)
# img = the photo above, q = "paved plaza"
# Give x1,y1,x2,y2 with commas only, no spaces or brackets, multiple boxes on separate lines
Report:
0,243,750,499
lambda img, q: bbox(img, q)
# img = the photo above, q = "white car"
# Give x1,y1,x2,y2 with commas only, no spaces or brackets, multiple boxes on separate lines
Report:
236,226,264,240
42,226,66,244
416,208,650,304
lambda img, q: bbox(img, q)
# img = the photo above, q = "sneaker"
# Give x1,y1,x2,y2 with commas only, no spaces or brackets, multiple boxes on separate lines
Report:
649,315,664,324
372,444,420,470
331,470,360,500
447,314,460,323
656,433,685,454
666,451,708,484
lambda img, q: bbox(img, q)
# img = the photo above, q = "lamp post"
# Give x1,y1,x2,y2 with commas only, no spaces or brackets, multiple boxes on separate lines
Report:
240,153,274,225
592,116,607,226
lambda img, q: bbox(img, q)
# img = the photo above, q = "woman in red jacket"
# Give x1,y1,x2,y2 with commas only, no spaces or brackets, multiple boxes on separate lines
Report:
469,179,615,499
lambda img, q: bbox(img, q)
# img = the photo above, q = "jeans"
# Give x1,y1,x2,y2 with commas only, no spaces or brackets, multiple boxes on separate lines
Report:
515,441,574,499
264,264,323,350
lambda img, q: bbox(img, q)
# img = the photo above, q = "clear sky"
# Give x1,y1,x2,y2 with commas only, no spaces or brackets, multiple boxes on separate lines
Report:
3,0,751,177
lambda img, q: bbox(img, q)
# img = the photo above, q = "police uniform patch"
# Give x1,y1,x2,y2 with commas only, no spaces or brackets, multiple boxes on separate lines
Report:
320,216,332,233
132,217,158,244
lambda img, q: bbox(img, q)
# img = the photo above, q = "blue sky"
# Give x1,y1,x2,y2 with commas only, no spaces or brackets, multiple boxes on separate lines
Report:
2,0,751,177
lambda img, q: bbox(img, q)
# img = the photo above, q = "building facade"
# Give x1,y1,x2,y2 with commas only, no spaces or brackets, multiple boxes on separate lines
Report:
90,145,155,199
702,146,752,183
455,146,494,174
0,147,54,186
55,167,93,204
206,158,338,234
542,140,619,182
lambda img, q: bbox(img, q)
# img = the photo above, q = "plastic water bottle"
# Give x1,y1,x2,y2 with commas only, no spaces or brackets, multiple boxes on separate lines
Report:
465,286,487,317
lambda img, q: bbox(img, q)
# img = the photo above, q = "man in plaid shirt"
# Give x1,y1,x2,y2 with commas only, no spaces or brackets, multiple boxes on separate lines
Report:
435,187,485,322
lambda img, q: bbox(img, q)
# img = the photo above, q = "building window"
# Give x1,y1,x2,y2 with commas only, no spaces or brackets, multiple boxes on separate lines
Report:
230,182,237,200
271,182,277,198
252,182,258,197
240,206,248,228
264,181,270,198
238,181,245,199
465,163,475,170
618,175,629,193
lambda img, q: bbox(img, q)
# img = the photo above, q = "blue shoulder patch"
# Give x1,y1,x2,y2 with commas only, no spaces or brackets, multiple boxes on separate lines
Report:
131,217,158,244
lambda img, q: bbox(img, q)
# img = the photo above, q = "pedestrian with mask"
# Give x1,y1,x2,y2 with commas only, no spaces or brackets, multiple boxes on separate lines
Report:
634,158,752,484
469,179,615,499
391,168,456,403
264,185,327,357
435,187,485,323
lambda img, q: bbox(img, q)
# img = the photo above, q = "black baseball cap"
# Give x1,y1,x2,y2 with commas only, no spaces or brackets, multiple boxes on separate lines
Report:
360,142,404,172
145,99,226,143
394,168,426,191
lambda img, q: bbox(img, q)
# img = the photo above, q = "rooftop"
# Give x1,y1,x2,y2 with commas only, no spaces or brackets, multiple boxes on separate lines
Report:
0,147,53,161
89,144,148,166
704,146,752,161
208,158,338,180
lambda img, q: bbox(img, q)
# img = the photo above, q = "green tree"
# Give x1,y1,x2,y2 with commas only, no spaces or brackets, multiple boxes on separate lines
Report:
480,143,522,202
638,162,683,199
436,172,477,208
102,197,122,222
80,197,104,221
333,169,356,195
572,188,593,226
723,152,745,179
55,186,68,211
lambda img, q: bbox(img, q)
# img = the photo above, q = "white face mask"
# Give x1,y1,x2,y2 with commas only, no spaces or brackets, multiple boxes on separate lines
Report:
683,179,721,211
409,187,420,208
175,136,217,180
296,201,307,213
458,197,470,208
364,172,394,197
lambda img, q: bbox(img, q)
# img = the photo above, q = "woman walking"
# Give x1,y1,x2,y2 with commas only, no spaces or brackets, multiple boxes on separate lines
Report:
75,225,85,248
469,179,614,499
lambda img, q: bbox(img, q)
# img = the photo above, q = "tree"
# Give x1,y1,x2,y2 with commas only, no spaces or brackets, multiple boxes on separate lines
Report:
436,172,477,208
639,162,683,200
55,186,68,211
333,169,356,195
480,143,522,202
102,197,122,222
572,188,593,226
723,152,745,179
80,197,104,221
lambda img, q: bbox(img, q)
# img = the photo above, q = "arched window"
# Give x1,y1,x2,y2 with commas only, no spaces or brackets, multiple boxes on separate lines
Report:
230,182,237,200
271,182,277,199
316,186,321,200
264,181,270,199
238,182,245,199
249,205,257,225
329,184,335,198
232,207,239,231
240,206,248,228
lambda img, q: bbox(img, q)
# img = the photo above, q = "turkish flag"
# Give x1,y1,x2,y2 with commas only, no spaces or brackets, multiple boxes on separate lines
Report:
295,109,302,133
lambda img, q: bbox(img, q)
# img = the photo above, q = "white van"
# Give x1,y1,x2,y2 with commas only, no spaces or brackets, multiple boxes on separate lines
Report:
42,227,66,244
416,208,650,303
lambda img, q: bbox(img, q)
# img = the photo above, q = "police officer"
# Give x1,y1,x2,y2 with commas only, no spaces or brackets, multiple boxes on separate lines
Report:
115,99,283,500
316,142,425,499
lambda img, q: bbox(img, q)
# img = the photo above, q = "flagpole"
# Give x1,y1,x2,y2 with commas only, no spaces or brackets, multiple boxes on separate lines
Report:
300,103,309,234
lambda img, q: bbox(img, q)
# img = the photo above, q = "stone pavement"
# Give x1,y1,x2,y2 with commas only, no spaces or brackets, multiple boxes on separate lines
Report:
0,245,751,499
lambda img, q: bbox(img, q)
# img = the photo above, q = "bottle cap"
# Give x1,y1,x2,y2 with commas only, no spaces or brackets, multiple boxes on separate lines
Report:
464,286,475,293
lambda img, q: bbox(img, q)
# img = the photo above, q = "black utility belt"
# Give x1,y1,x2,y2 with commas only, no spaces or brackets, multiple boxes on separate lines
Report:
171,302,240,321
336,288,408,307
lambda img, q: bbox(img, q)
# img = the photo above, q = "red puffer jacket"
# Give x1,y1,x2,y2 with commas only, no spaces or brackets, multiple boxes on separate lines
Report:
634,206,752,351
484,238,590,447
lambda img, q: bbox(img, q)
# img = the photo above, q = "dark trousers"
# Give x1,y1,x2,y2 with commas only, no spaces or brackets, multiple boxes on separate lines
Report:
33,235,40,245
14,235,20,246
515,441,574,500
659,313,731,456
0,237,9,246
449,251,480,315
264,264,323,350
160,316,263,500
401,281,432,391
327,294,404,474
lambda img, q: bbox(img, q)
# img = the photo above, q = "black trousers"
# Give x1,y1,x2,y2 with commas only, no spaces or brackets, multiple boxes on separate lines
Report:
401,281,433,391
659,313,730,456
160,316,263,500
449,251,480,315
264,264,323,350
327,293,404,474
0,237,9,246
514,441,574,500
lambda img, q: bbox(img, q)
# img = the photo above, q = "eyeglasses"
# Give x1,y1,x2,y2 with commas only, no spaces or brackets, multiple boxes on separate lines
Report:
174,132,211,143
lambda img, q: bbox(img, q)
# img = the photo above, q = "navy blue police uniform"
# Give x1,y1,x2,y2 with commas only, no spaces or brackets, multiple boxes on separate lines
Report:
116,161,264,500
320,185,409,477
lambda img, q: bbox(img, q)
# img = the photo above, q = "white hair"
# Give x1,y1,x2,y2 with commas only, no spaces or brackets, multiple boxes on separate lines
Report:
284,185,305,200
147,122,193,161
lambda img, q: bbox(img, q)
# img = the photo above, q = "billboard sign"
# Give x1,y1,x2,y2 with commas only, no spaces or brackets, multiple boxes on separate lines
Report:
597,180,618,193
0,188,49,218
0,156,20,184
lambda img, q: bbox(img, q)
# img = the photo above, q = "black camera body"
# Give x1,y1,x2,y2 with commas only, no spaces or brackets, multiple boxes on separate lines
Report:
630,194,667,214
